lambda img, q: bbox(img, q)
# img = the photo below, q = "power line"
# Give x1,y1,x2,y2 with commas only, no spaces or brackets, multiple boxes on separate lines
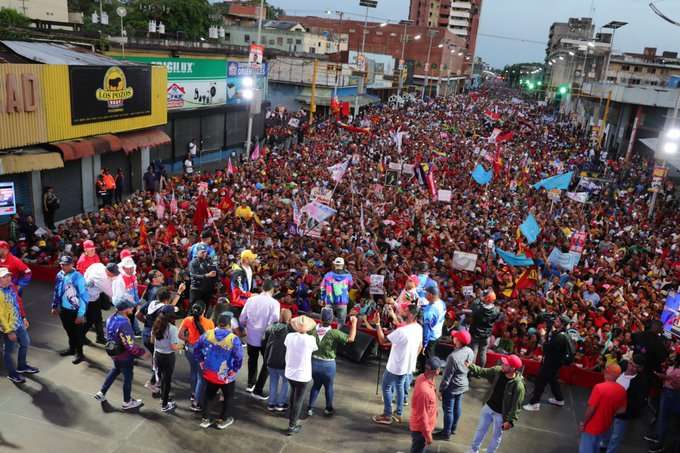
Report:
478,33,546,46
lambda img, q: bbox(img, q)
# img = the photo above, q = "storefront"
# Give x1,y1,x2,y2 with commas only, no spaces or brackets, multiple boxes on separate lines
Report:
0,44,169,227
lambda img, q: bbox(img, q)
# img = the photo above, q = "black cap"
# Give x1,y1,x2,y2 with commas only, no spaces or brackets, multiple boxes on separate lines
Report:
59,255,73,265
105,263,120,276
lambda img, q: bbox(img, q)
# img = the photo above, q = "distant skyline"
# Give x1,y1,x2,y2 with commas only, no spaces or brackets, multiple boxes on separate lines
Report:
271,0,680,68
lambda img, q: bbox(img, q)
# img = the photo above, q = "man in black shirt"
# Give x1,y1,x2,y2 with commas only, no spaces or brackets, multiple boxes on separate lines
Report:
188,244,217,310
523,315,571,411
469,289,501,367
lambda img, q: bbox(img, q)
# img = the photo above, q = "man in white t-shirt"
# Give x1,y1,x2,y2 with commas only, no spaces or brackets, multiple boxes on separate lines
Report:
284,315,318,435
372,305,423,425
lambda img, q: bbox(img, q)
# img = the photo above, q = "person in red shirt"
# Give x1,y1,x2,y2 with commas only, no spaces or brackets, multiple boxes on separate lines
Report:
0,241,31,293
409,356,445,452
579,364,627,453
76,240,100,275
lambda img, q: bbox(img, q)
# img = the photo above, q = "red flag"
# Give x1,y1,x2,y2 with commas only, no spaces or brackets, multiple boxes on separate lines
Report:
484,109,501,122
169,191,178,215
163,222,177,245
496,131,514,143
511,268,539,297
227,157,236,175
219,192,234,212
425,166,437,200
340,102,350,118
192,195,210,232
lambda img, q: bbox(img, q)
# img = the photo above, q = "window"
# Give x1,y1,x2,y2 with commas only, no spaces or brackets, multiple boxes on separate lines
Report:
269,39,275,45
318,42,322,47
286,38,293,44
277,37,283,45
309,47,316,54
631,78,641,85
607,76,616,82
648,67,656,74
225,33,230,41
295,39,302,44
633,66,641,72
349,28,356,33
650,81,659,86
621,64,630,71
244,34,250,43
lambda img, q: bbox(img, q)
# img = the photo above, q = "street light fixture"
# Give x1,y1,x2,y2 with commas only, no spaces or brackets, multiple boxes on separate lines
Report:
438,43,444,48
667,128,680,140
664,142,678,154
602,21,628,83
414,34,421,40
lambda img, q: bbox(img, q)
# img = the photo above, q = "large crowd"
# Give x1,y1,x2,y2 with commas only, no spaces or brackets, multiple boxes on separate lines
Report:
1,83,679,453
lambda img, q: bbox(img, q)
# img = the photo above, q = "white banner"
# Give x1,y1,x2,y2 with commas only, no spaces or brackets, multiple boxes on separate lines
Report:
369,274,385,295
452,251,478,271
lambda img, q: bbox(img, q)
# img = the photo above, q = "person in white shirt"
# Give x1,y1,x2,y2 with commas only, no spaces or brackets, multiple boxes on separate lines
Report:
372,305,423,425
240,280,280,399
284,315,318,436
83,262,119,344
184,154,194,176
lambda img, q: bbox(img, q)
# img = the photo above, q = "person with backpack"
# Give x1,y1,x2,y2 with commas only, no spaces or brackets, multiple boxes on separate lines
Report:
523,314,573,412
94,300,148,410
151,305,181,413
178,303,214,411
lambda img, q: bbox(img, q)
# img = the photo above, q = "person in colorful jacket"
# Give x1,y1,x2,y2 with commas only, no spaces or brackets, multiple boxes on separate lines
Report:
194,311,244,430
0,241,31,295
320,257,353,323
0,267,39,384
51,255,88,364
230,249,257,317
94,300,148,410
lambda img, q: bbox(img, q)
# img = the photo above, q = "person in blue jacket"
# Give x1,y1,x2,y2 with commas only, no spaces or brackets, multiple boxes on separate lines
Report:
51,255,88,364
194,311,244,430
95,300,148,410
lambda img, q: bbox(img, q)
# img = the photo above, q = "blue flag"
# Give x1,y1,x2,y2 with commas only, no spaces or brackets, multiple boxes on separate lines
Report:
519,214,541,244
495,247,535,267
472,164,493,185
532,171,573,190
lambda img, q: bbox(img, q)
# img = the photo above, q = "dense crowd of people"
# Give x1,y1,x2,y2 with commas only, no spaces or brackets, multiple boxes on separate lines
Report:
1,83,680,452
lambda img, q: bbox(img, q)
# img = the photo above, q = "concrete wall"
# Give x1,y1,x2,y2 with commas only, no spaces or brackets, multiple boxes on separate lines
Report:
0,0,68,22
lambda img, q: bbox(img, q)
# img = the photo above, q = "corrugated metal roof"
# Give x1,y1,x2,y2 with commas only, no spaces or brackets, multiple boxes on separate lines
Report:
1,41,144,66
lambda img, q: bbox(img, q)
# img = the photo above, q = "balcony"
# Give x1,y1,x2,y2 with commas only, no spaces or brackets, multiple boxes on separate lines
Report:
451,1,472,8
448,19,470,28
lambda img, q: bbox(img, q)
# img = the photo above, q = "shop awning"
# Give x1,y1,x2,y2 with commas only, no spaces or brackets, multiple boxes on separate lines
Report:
118,128,171,155
0,148,63,175
51,134,122,161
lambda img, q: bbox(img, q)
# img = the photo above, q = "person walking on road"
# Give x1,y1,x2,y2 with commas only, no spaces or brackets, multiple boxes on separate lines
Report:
151,304,181,413
83,262,119,345
466,354,526,453
409,357,445,453
284,315,318,435
95,300,148,410
179,303,215,412
52,255,88,364
263,308,293,412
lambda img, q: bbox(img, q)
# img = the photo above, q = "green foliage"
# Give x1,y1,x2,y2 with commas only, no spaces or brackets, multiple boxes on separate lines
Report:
0,7,30,28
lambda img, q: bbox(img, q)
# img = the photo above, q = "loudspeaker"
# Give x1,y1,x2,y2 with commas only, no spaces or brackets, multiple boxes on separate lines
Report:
337,326,376,363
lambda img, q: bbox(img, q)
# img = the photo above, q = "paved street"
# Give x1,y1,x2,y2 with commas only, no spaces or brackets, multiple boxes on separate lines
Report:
0,282,651,453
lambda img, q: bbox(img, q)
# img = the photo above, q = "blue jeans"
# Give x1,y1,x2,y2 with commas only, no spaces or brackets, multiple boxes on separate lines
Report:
470,404,504,453
268,367,288,407
309,358,336,410
442,393,464,435
101,356,134,403
656,388,680,442
185,344,203,399
404,372,413,399
579,432,602,453
2,326,30,377
382,370,407,417
601,418,626,453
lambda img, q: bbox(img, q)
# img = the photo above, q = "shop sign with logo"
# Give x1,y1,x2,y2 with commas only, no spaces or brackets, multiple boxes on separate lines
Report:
69,65,152,124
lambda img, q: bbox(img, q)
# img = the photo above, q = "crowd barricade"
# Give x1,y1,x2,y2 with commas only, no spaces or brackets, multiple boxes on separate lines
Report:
356,327,603,388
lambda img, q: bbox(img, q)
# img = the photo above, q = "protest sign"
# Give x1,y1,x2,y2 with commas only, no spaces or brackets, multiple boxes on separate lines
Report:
385,170,400,186
288,118,300,128
388,161,403,172
462,285,474,297
310,187,333,205
369,274,385,295
570,230,587,254
452,251,478,271
547,189,561,202
566,192,588,203
437,189,452,202
402,163,415,175
301,201,337,223
547,247,581,271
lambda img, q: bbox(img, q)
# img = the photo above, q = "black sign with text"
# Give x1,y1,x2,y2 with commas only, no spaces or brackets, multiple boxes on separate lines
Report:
69,65,152,125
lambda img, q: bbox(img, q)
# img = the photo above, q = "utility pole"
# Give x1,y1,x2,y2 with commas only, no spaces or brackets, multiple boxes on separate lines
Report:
309,59,319,125
245,0,265,157
355,0,377,118
397,20,411,97
326,10,345,99
421,29,438,99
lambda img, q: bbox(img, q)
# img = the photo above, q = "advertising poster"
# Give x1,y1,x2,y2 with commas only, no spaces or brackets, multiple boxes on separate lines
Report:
226,61,268,105
0,182,16,216
119,57,227,110
69,66,151,124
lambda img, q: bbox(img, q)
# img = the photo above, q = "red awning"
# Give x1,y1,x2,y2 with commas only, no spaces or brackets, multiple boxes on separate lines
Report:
118,128,171,155
51,134,123,161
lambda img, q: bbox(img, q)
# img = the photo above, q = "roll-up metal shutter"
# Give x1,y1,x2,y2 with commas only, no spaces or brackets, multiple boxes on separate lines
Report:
173,117,201,162
41,159,83,221
150,122,174,164
201,113,225,152
225,108,248,148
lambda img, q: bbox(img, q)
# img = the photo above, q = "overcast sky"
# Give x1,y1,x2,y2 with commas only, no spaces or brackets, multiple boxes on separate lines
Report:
272,0,680,68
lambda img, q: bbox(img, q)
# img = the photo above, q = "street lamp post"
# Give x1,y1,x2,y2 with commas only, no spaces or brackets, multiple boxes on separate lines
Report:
421,29,439,99
244,0,265,157
354,0,379,118
648,91,680,218
326,10,345,99
397,19,414,97
602,21,627,83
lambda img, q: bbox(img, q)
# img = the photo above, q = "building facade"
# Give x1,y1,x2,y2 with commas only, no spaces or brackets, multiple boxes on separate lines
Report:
605,48,680,87
0,0,68,22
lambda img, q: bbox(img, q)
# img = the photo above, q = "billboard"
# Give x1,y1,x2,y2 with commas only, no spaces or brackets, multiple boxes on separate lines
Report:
226,61,268,105
0,182,16,216
69,66,152,124
118,57,227,110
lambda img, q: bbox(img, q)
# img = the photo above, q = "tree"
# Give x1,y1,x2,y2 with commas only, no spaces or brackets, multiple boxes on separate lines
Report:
0,7,30,28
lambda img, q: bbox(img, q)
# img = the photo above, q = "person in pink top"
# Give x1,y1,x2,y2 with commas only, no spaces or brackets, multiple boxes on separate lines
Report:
76,240,100,275
409,356,445,452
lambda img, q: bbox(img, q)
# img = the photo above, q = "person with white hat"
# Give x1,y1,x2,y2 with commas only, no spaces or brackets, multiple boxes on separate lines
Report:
284,315,318,435
112,256,142,336
320,257,353,323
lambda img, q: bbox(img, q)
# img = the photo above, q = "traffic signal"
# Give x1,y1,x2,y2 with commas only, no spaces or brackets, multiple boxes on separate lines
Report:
558,84,569,95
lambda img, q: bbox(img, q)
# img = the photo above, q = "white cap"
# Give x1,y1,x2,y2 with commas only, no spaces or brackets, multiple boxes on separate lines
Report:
0,267,11,278
333,257,345,267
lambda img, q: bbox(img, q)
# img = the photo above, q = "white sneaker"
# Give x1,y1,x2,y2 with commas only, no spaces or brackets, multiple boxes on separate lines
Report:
161,401,177,413
94,391,106,402
522,403,540,411
216,417,234,429
245,385,255,393
548,398,565,407
122,399,143,410
200,418,213,429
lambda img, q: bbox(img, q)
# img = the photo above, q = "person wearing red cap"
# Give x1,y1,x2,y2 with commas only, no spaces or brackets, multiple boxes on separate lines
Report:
76,240,101,275
466,354,526,453
435,329,475,440
0,241,31,294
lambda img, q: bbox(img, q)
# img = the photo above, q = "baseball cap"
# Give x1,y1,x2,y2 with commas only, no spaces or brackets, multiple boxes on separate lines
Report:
425,356,446,371
83,240,96,250
425,285,439,296
452,329,472,346
195,243,208,253
115,300,136,311
0,267,11,278
240,249,258,262
105,262,120,276
333,257,345,267
59,255,74,265
321,306,334,323
0,241,9,250
500,354,523,370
